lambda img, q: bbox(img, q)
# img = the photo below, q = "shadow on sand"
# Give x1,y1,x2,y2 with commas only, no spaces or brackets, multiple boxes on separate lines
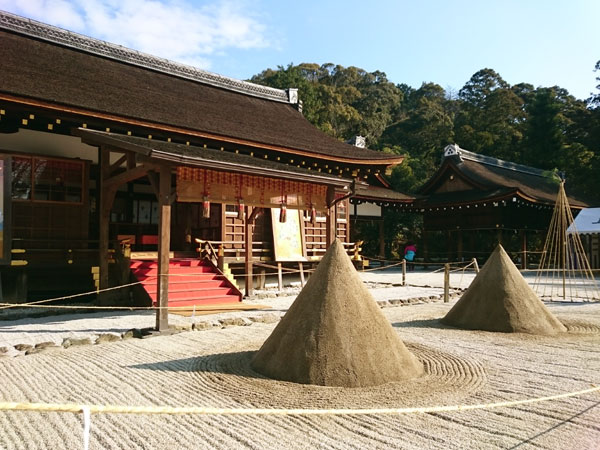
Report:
127,350,268,380
392,318,453,330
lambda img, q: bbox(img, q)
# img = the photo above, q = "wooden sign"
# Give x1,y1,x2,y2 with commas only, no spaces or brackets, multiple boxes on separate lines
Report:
271,208,306,262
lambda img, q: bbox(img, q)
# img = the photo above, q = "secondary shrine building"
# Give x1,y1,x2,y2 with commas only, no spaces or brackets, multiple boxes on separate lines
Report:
0,11,404,307
410,144,588,267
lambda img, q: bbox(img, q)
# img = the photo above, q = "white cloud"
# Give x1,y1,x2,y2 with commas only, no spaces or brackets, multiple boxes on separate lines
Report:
0,0,271,70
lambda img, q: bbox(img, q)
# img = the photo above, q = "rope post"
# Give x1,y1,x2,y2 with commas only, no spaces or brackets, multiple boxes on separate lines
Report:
277,262,283,292
444,263,450,303
472,257,479,273
402,259,406,286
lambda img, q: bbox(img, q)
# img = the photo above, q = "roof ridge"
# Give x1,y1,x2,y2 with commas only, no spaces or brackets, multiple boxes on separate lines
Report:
443,144,558,179
0,10,290,103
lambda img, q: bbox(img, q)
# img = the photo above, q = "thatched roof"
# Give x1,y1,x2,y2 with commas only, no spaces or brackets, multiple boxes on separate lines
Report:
0,12,402,166
419,145,587,208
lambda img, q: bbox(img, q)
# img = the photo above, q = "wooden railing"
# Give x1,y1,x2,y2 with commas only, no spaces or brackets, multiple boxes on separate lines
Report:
193,239,363,264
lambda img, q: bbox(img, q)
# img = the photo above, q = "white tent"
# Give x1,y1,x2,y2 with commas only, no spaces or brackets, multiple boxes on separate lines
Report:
567,208,600,234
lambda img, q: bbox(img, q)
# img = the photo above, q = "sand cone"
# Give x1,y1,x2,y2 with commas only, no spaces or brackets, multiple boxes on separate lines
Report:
441,244,566,335
251,239,423,387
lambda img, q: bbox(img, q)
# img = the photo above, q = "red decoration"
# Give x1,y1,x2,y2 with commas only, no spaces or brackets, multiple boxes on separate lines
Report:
237,199,245,220
202,196,210,219
279,203,287,223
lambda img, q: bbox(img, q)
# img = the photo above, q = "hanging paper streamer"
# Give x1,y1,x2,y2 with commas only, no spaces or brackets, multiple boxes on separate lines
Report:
176,167,329,210
202,196,210,219
279,203,287,223
237,199,245,220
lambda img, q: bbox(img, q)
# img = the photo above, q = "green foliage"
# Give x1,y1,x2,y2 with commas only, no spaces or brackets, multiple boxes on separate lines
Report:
251,63,402,146
251,61,600,254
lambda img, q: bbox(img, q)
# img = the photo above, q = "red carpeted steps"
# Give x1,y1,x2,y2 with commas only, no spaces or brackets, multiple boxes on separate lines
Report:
130,259,242,307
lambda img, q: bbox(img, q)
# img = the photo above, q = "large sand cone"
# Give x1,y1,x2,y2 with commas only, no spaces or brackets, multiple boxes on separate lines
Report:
251,239,423,387
441,244,566,335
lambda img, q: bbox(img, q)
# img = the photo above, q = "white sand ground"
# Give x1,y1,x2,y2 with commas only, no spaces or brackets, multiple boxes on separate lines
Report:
0,269,599,449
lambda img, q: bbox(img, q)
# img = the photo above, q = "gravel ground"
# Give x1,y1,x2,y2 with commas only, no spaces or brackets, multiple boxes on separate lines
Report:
0,270,599,449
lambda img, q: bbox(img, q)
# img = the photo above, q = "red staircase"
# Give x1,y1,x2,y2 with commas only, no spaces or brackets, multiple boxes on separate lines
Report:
130,258,242,307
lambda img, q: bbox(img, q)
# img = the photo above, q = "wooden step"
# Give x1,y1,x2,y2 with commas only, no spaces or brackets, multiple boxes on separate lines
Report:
130,258,242,307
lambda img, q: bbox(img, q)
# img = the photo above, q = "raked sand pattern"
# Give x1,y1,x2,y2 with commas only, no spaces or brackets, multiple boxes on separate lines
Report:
0,301,599,449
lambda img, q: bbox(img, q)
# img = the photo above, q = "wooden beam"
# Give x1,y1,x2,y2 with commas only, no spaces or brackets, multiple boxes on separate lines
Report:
248,207,262,224
109,154,128,175
156,165,172,331
244,205,253,297
104,163,160,191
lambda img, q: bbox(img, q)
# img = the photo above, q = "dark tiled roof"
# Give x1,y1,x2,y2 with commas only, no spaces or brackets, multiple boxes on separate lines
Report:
420,146,588,207
75,129,352,187
353,185,419,202
0,13,402,165
418,188,517,206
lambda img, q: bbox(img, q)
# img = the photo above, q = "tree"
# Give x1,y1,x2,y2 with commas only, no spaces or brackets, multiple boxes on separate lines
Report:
380,83,454,190
251,63,403,146
454,69,526,160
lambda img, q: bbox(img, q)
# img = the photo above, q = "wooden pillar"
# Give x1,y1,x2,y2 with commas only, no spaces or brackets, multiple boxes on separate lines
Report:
98,147,116,296
446,230,452,262
325,186,336,248
521,230,527,270
457,230,463,261
423,231,429,263
155,166,172,331
378,219,385,258
496,228,503,245
244,205,253,297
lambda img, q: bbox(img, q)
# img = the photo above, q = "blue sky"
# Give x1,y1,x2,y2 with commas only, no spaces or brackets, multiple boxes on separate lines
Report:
2,0,599,100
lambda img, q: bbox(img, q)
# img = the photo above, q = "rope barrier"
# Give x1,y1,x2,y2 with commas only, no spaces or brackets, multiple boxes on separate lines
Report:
0,385,597,416
0,257,468,311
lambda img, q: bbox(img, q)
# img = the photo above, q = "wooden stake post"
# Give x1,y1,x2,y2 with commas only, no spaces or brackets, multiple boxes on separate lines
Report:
444,263,450,303
156,166,172,331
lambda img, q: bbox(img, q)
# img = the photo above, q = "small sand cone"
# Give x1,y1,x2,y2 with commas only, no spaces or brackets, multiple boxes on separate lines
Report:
251,239,423,387
441,244,566,335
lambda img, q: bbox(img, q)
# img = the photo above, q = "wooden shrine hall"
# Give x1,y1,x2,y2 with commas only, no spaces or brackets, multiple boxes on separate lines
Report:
0,11,404,329
406,144,588,266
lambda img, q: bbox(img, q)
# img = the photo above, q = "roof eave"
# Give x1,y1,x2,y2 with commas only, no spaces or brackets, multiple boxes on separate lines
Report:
2,93,403,166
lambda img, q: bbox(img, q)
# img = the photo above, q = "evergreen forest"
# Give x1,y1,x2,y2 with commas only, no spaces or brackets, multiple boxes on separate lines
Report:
251,62,600,257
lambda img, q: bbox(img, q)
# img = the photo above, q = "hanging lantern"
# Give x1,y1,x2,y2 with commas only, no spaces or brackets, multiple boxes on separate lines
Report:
202,196,211,219
237,199,245,220
279,203,287,223
310,205,317,224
